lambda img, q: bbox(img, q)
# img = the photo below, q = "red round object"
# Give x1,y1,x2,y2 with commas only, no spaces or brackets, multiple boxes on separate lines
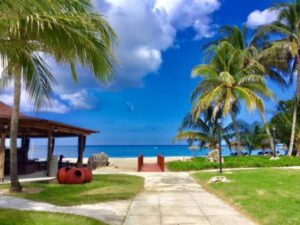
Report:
57,167,71,184
80,167,93,183
65,167,85,184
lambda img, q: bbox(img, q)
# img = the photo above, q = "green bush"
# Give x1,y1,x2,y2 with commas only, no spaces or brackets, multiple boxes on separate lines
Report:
166,156,300,171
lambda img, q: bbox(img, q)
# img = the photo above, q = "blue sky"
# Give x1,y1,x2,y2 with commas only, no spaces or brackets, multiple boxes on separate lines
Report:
1,0,295,145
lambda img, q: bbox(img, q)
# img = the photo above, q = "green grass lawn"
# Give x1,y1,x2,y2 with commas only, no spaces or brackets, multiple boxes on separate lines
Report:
0,174,144,206
167,156,300,171
0,209,106,225
193,169,300,225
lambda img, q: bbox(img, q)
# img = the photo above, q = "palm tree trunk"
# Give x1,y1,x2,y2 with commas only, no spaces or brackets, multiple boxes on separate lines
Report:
288,98,298,156
258,111,275,155
230,110,242,156
9,69,22,193
288,51,300,157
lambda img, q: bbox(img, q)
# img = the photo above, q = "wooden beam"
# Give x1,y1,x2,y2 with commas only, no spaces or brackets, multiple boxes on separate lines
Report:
19,120,93,135
0,132,6,182
1,118,95,136
46,130,53,176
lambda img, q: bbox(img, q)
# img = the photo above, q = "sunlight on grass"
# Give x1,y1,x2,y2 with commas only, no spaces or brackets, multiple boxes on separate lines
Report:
0,174,144,206
193,169,300,225
0,209,107,225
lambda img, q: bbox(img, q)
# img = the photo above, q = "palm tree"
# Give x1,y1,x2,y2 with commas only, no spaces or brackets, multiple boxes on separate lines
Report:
239,122,270,156
0,45,55,192
0,0,116,192
270,100,300,155
175,107,231,152
191,41,273,155
205,25,290,155
253,0,300,156
176,108,218,150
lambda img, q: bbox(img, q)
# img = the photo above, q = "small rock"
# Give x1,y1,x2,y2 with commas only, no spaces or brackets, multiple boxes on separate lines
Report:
209,176,230,184
87,152,109,170
270,156,280,160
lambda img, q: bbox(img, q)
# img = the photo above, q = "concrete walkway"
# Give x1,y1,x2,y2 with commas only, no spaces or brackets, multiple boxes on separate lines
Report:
0,172,256,225
0,195,130,225
123,172,255,225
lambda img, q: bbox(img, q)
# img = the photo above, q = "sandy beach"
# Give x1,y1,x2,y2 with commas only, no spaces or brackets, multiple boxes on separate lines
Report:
63,156,191,172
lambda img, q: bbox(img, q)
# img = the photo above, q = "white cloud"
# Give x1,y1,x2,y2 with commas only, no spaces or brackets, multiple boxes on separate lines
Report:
155,0,220,38
1,0,221,113
92,0,220,89
246,9,279,29
0,88,68,114
42,99,69,113
60,90,94,109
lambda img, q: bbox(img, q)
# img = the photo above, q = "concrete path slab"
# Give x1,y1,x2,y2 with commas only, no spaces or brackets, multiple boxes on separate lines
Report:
122,172,256,225
0,172,256,225
0,195,130,225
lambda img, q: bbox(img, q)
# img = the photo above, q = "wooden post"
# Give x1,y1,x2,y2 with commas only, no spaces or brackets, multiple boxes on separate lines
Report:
77,135,84,167
20,136,30,161
25,138,30,161
46,130,53,176
0,132,5,182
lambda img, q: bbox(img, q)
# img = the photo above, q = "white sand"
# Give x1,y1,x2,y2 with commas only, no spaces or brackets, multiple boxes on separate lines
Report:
63,156,191,172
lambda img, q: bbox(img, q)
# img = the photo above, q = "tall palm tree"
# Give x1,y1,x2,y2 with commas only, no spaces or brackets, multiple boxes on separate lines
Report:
253,0,300,156
0,45,55,192
206,25,290,155
191,41,273,155
0,0,116,192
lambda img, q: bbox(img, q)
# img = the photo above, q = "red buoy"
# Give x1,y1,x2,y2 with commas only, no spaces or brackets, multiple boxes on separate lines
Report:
57,167,71,184
80,167,93,183
65,167,85,184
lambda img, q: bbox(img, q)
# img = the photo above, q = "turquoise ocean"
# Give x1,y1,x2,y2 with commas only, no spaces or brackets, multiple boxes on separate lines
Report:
28,145,233,159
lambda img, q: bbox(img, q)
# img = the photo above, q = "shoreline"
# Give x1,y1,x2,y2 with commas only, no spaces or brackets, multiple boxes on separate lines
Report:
63,156,192,162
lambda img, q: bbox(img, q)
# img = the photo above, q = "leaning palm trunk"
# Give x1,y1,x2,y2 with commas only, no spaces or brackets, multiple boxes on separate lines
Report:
288,51,300,157
230,110,242,156
288,95,298,156
259,111,275,155
9,69,22,192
